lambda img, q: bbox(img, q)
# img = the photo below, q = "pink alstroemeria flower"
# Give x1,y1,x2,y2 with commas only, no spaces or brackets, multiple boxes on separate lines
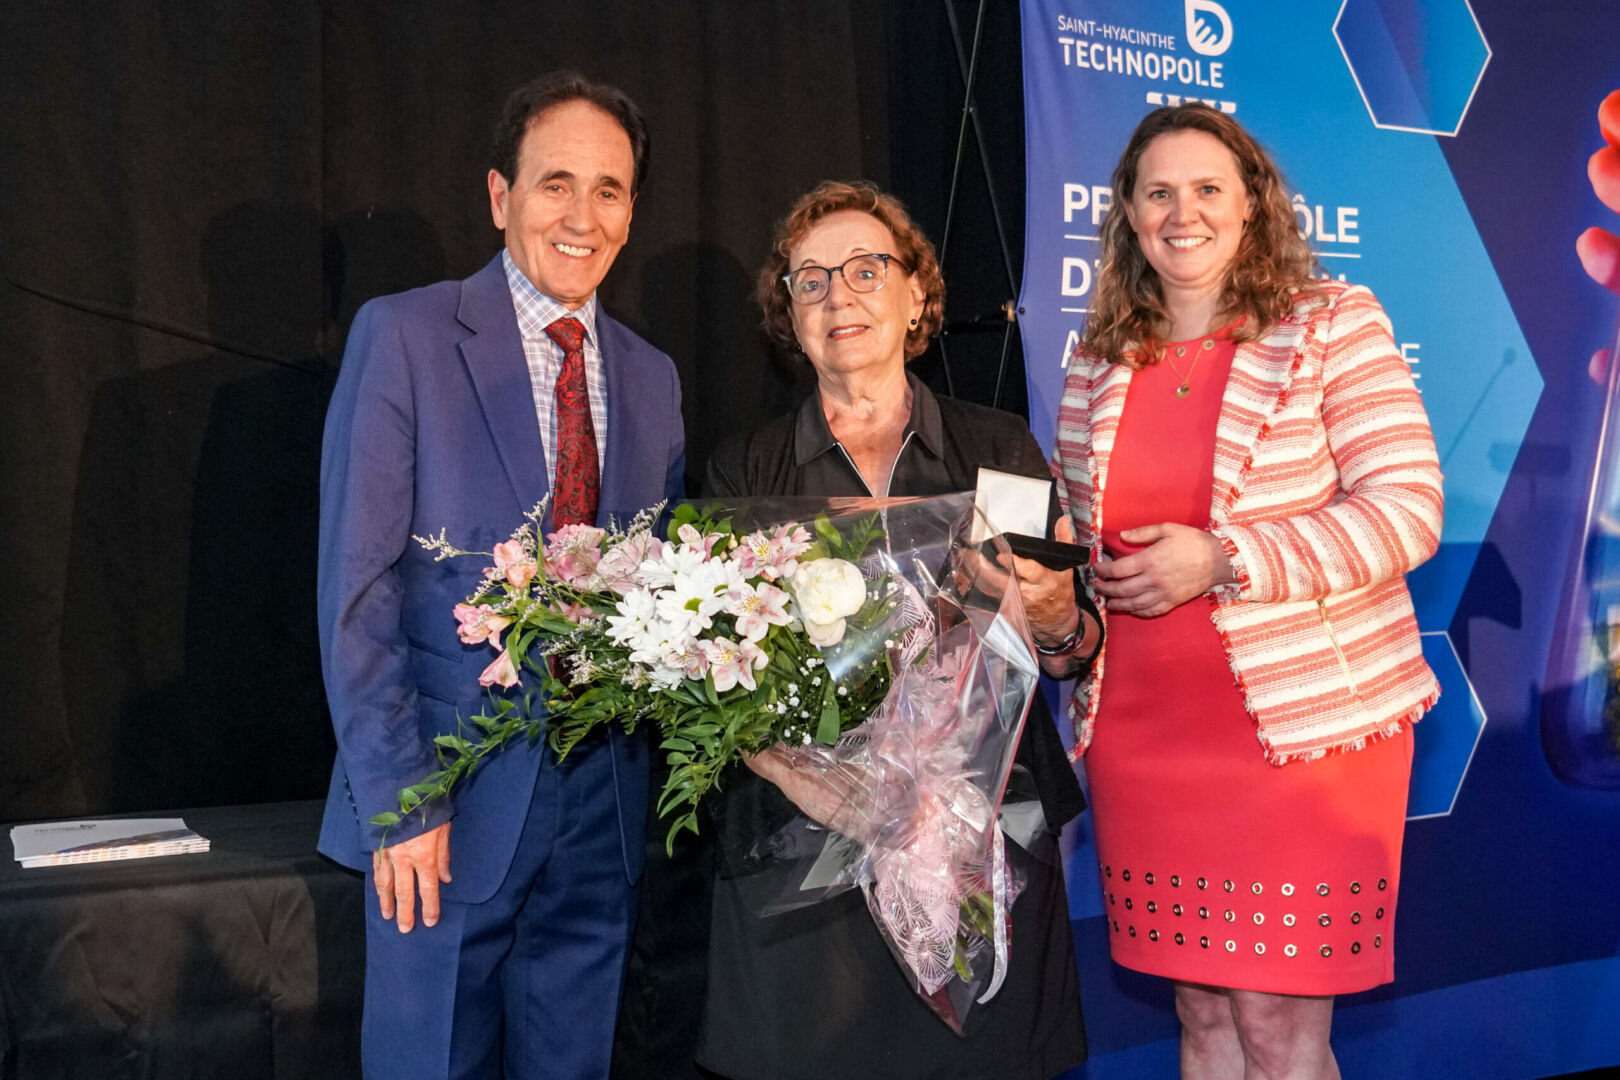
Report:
453,603,513,647
725,581,794,642
596,531,658,596
551,599,599,626
676,523,726,557
544,524,606,587
479,648,520,689
733,523,812,581
663,636,710,681
492,539,538,589
701,636,768,693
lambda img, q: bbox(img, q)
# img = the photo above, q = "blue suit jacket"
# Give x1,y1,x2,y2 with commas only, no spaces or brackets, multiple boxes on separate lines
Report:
316,254,684,902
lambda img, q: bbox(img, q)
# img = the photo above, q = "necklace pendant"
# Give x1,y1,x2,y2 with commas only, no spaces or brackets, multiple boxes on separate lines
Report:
1175,383,1191,399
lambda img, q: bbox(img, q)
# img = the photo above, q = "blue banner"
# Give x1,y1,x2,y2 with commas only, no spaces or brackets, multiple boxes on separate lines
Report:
1019,1,1620,1076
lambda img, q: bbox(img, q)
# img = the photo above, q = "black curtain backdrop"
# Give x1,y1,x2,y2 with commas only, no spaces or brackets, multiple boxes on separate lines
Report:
0,2,1029,821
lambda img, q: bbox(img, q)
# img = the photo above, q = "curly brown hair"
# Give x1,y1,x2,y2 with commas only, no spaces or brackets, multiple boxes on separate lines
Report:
757,181,944,360
1083,104,1320,367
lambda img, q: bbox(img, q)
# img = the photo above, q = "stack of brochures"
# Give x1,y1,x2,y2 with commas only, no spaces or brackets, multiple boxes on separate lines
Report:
10,818,210,868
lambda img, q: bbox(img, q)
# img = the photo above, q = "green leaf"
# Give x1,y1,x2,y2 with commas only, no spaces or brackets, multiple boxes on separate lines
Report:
815,694,841,745
370,812,401,826
814,515,841,547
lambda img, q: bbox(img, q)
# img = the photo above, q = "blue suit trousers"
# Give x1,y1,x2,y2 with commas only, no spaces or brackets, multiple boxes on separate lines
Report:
361,741,636,1080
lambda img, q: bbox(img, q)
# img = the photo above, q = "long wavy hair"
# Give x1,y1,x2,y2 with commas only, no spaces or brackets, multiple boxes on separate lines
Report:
757,180,944,361
1082,104,1319,367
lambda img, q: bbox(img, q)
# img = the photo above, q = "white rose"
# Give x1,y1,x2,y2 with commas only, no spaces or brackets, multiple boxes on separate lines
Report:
792,558,867,625
802,616,847,648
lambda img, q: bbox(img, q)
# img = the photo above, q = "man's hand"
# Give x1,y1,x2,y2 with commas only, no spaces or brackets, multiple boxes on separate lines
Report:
373,821,452,933
1093,523,1235,618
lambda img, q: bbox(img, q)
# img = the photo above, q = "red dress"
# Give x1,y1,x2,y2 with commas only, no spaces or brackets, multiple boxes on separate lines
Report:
1084,334,1413,996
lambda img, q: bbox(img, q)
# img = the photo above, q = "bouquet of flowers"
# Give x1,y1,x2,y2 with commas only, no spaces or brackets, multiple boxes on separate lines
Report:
380,492,1043,1032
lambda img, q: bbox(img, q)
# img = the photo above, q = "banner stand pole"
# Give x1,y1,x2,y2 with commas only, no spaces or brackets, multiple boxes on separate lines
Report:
939,0,1024,410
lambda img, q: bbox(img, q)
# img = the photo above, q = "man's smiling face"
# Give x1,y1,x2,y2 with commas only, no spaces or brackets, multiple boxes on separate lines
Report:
488,98,636,309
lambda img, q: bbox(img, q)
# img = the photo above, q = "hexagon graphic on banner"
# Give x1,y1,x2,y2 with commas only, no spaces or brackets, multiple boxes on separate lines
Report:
1410,633,1488,818
1333,0,1491,136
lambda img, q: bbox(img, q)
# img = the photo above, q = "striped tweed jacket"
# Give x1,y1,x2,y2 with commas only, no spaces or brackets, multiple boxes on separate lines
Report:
1052,282,1442,764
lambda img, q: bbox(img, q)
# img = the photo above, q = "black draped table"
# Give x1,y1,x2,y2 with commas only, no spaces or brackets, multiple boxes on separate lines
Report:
0,800,364,1079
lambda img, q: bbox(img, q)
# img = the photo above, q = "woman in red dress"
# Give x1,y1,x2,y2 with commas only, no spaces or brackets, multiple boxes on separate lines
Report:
1025,104,1442,1078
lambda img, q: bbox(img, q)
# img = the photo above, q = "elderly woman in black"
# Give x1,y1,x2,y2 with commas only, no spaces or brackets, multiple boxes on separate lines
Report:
689,180,1097,1080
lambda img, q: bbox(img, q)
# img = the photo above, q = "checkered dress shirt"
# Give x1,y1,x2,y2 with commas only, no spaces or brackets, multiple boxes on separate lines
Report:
501,248,609,489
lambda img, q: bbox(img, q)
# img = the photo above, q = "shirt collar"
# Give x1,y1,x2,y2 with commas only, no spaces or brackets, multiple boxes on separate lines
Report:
501,248,599,346
793,371,945,467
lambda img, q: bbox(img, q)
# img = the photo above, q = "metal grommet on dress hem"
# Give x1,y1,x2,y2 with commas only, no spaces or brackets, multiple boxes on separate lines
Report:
1253,912,1265,925
1251,882,1263,895
1351,911,1361,924
1147,901,1158,914
1173,904,1184,917
1318,914,1331,927
1200,936,1210,948
1350,881,1362,894
1122,870,1131,882
1376,907,1385,919
1108,893,1115,905
1223,880,1235,893
1175,932,1186,944
1105,865,1112,877
1374,935,1383,947
1283,913,1296,927
1199,907,1209,919
1171,875,1182,888
1352,942,1362,954
1225,940,1236,952
1128,925,1137,937
1197,877,1208,890
1254,942,1266,955
1281,883,1295,897
1124,898,1133,910
1284,944,1298,957
1149,929,1160,941
1317,883,1330,896
1145,872,1155,885
1320,945,1333,958
1378,878,1388,890
1224,910,1235,923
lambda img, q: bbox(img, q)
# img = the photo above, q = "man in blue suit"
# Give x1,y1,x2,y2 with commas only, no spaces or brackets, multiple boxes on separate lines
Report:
316,72,684,1079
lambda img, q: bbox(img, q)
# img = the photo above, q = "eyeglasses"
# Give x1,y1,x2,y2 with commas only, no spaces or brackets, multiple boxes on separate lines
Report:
780,253,907,305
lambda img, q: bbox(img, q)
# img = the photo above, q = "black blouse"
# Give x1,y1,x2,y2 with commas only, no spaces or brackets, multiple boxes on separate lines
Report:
705,374,1087,830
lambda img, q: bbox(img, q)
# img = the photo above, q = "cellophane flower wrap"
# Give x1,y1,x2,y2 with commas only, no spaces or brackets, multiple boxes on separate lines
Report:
380,491,1044,1033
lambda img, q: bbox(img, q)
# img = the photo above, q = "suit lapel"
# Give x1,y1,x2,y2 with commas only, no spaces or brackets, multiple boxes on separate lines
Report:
596,314,634,526
1208,314,1310,523
457,257,550,518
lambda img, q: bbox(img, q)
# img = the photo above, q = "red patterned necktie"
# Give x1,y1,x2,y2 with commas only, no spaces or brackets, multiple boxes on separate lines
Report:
543,316,599,526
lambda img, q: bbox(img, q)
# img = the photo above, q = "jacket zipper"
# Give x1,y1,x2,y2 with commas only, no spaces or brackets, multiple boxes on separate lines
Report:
1317,598,1358,694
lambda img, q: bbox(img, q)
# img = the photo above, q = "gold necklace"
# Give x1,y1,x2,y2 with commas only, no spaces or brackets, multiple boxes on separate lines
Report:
1163,337,1216,398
